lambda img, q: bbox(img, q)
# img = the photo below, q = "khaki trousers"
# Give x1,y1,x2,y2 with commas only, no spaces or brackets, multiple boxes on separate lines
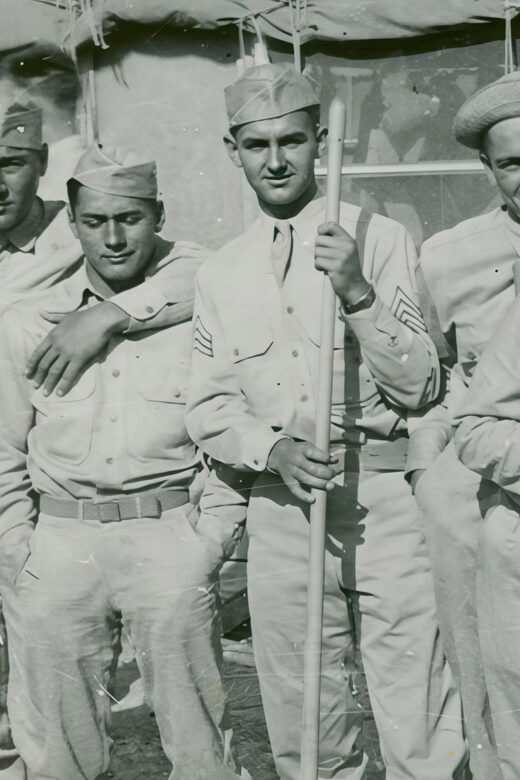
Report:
3,504,239,780
247,463,468,780
476,500,520,780
0,603,25,780
415,443,503,780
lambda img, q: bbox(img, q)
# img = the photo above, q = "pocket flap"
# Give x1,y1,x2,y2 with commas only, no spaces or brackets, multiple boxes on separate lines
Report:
230,326,274,363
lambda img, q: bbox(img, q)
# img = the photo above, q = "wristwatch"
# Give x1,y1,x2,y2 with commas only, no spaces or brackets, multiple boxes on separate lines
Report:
342,284,376,315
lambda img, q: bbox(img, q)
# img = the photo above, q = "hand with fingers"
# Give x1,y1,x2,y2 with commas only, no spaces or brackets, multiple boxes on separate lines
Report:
25,302,131,397
267,438,341,504
315,222,371,306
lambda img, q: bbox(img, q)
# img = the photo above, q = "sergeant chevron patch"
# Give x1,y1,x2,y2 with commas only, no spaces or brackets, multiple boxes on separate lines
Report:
194,316,214,357
392,287,428,334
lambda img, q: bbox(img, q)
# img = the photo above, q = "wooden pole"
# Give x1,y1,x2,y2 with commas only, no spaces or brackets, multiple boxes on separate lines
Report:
513,258,520,294
299,97,346,780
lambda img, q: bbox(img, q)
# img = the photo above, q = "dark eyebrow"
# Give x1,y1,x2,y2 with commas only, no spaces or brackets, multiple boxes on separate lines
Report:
495,156,520,165
80,210,144,219
0,155,28,165
279,132,308,143
241,131,308,145
240,135,268,145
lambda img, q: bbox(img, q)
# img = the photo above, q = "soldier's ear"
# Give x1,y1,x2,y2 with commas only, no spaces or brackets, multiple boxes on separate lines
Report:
316,126,328,158
479,152,497,187
39,143,49,177
223,133,242,169
67,204,79,238
155,200,165,233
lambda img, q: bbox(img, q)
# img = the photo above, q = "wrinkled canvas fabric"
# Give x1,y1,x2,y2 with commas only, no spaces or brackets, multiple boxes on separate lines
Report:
4,0,513,55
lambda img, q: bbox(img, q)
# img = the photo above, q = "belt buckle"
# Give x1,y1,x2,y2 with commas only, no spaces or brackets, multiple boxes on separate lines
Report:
98,502,121,523
139,495,161,519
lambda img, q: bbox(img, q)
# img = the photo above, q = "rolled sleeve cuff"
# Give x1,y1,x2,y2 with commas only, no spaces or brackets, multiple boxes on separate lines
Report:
241,430,289,472
341,295,412,349
110,282,169,324
405,427,450,478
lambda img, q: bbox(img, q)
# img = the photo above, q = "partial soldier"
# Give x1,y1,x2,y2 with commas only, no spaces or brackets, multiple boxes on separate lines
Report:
186,62,467,780
0,98,205,779
0,146,244,780
408,69,520,780
454,295,520,780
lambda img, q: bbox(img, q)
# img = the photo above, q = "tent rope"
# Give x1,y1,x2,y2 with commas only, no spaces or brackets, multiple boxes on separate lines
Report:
505,0,519,72
234,3,279,72
288,0,308,73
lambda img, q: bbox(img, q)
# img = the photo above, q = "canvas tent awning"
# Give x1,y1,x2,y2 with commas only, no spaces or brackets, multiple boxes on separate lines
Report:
0,0,518,58
67,0,517,44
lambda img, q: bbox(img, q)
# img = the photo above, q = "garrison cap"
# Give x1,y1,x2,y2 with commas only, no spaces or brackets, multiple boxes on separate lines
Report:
68,144,158,199
0,99,42,150
225,63,320,130
453,70,520,149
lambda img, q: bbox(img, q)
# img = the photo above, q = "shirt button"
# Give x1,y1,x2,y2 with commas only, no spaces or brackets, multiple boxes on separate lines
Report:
174,391,181,398
233,348,239,356
106,457,114,465
112,369,120,377
292,350,299,358
300,394,308,402
287,306,294,314
109,414,117,423
145,305,154,314
388,337,399,348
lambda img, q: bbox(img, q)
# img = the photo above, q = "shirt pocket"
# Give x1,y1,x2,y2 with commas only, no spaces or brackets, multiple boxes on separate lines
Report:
31,370,96,467
305,317,351,406
229,326,281,412
230,326,274,365
131,354,192,463
138,361,188,403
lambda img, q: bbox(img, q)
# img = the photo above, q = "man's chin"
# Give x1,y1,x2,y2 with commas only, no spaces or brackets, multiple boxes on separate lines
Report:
262,186,301,207
0,216,18,233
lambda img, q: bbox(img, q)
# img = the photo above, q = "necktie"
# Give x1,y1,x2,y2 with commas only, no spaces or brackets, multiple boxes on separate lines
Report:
271,220,293,287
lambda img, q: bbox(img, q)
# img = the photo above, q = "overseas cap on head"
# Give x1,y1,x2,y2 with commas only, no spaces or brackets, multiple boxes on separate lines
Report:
68,144,158,199
0,99,42,150
453,70,520,149
225,62,320,130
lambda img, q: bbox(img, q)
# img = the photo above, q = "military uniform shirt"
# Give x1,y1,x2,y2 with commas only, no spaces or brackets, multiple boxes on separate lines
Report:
455,294,520,504
186,196,438,473
0,258,200,539
407,206,520,474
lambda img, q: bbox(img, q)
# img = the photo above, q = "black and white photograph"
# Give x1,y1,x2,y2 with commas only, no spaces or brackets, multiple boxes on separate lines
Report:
0,2,519,779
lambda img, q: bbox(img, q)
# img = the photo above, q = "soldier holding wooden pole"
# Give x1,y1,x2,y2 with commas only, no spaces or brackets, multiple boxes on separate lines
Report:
186,62,468,780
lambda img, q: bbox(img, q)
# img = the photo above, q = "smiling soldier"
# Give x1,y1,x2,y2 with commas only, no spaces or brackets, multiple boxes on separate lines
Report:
186,63,468,780
0,145,242,780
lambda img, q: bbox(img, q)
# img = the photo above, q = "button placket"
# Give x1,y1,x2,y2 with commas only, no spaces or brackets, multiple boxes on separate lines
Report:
101,341,127,488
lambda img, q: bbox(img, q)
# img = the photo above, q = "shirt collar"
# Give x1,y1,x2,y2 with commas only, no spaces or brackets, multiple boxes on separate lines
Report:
57,262,104,313
56,236,164,314
0,198,65,253
502,206,520,257
259,193,325,243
